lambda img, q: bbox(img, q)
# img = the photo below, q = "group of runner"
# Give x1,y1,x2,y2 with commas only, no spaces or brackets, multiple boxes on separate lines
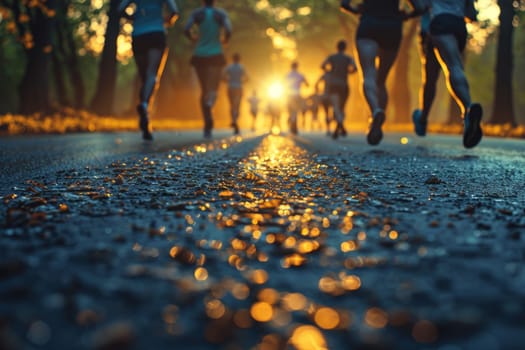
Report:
119,0,483,149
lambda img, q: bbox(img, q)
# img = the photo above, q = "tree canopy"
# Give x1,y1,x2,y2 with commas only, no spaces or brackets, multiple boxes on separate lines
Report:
0,0,523,126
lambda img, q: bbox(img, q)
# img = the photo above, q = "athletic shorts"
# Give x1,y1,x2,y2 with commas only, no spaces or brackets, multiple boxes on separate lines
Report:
356,15,402,51
327,85,349,103
190,54,226,68
132,31,166,55
430,14,467,52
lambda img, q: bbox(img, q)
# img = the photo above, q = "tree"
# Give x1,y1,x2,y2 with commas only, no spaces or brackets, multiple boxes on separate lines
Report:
490,0,517,125
5,0,57,114
53,0,85,109
90,0,120,115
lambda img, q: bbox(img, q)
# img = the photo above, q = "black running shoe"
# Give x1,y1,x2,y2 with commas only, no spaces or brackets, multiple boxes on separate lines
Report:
137,103,153,140
341,124,347,137
463,103,483,148
367,110,385,145
332,127,339,140
412,109,427,137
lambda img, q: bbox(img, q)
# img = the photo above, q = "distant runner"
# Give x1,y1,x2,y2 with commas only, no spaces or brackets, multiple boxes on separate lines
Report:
340,0,426,145
119,0,179,140
321,39,357,139
184,0,232,138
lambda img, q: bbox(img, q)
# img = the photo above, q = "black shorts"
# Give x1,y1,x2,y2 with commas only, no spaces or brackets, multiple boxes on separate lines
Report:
132,31,166,55
430,14,467,52
190,54,226,68
327,85,349,102
356,15,402,51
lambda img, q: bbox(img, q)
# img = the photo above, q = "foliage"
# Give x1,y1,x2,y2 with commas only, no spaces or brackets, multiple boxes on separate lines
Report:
0,0,524,126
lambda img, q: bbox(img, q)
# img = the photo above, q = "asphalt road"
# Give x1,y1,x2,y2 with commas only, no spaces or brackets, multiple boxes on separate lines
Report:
1,130,525,350
0,130,235,196
2,130,524,196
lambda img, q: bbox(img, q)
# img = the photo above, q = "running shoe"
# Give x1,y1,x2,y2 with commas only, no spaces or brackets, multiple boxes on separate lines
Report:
367,110,385,145
232,123,240,135
332,125,339,139
412,109,427,137
137,103,153,141
463,103,483,148
341,125,347,137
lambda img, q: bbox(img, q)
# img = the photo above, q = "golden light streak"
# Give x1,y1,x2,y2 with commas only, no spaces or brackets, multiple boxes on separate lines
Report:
289,325,328,350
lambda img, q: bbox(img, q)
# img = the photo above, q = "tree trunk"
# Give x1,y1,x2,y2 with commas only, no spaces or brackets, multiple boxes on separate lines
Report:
52,16,69,107
18,0,56,115
390,19,418,123
491,0,516,125
52,46,68,107
90,0,120,115
65,20,86,109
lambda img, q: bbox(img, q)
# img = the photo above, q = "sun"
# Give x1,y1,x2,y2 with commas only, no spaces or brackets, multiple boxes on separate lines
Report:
267,81,285,99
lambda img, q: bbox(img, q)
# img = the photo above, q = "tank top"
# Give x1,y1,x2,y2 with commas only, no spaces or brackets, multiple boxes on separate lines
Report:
130,0,179,37
189,7,231,57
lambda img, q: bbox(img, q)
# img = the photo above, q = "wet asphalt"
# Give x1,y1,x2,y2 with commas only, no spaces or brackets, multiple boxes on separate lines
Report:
1,130,525,350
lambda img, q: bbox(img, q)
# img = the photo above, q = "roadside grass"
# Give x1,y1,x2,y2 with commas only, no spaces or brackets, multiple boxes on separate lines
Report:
1,110,524,139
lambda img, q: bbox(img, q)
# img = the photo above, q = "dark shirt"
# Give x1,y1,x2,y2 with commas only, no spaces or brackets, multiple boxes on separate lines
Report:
323,53,356,87
362,0,401,18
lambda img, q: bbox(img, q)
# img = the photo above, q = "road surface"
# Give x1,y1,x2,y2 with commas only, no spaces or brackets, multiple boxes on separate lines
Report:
1,130,524,350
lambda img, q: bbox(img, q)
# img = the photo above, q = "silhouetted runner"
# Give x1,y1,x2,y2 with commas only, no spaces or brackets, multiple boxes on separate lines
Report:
223,53,248,135
119,0,179,140
418,0,483,148
285,61,309,135
184,0,232,138
315,72,334,136
321,39,357,139
412,0,477,138
247,90,261,132
340,0,426,145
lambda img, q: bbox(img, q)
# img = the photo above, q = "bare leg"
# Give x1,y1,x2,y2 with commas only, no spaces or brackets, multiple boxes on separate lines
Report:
330,94,342,124
356,39,380,115
432,34,471,117
376,47,399,111
420,42,440,119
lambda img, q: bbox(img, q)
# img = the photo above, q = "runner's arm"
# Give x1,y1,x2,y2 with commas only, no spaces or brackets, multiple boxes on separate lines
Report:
183,12,196,41
465,0,478,22
403,0,428,19
340,0,362,15
321,58,330,72
164,0,179,26
222,10,233,43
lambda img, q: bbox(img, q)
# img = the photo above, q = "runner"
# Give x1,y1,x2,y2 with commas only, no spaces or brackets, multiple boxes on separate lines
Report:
119,0,179,140
184,0,232,138
285,61,309,135
412,12,440,137
247,89,261,132
412,0,478,137
315,72,334,136
320,39,357,139
223,53,248,135
340,0,426,145
306,92,321,131
417,0,482,148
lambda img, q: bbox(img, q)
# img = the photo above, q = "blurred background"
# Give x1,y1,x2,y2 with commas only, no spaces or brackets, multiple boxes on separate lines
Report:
0,0,524,132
